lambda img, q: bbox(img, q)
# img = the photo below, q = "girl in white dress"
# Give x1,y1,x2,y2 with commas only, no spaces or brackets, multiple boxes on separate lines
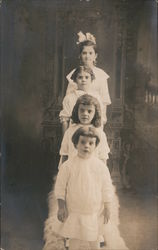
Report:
60,94,110,165
46,126,114,250
60,66,105,134
43,97,128,250
66,31,111,124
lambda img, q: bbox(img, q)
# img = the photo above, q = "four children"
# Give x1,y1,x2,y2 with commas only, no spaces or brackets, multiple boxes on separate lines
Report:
43,31,128,250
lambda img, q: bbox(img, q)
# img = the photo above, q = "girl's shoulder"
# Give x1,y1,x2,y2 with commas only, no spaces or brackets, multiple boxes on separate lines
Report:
63,123,81,139
66,123,81,133
96,126,105,135
90,155,104,165
63,90,79,102
90,156,106,172
66,68,76,81
93,66,109,80
59,158,71,169
60,155,78,167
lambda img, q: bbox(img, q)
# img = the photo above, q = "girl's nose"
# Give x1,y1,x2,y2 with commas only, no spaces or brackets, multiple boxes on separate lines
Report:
84,142,89,148
82,77,86,81
83,110,88,115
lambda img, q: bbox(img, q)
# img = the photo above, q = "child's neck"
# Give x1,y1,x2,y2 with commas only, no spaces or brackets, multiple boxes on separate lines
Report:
77,153,92,159
78,86,91,92
80,123,92,127
84,63,95,69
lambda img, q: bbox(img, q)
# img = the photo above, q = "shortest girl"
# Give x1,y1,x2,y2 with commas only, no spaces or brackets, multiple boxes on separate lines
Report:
48,126,113,250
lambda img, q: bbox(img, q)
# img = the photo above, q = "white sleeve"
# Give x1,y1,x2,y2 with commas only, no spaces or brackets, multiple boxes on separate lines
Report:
55,162,70,200
97,131,110,161
100,70,111,106
59,95,72,121
66,69,78,95
60,129,69,156
102,165,114,203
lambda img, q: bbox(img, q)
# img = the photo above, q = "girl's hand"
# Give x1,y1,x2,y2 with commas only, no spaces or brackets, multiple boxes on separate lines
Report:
57,199,68,223
57,207,68,223
103,206,110,224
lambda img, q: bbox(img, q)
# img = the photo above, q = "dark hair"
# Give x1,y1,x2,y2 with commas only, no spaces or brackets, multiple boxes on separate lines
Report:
71,94,101,127
72,126,100,148
70,66,95,82
78,40,97,54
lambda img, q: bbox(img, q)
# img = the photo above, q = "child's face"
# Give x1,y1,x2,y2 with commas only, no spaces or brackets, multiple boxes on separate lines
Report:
76,71,92,91
76,135,96,158
80,46,97,67
78,104,95,125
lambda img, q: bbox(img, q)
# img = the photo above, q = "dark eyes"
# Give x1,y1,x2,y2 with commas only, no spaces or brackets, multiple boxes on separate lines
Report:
77,76,90,79
80,109,92,113
82,52,93,55
81,140,88,145
80,109,84,113
80,140,94,145
89,141,94,145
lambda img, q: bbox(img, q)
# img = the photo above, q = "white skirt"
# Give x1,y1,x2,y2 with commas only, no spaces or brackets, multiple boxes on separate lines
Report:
43,180,129,250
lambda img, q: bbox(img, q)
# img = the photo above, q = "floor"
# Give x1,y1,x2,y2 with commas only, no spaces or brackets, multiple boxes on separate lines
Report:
1,183,158,250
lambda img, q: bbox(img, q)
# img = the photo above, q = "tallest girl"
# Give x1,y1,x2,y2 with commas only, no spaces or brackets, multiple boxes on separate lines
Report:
66,31,111,124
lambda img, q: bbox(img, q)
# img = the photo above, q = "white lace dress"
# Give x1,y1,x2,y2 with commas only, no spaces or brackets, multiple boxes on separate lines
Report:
43,156,129,250
66,66,111,105
59,124,110,163
49,156,113,241
59,89,105,124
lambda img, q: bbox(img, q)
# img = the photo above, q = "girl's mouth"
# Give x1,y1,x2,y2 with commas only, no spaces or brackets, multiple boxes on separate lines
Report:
83,149,89,153
81,117,89,120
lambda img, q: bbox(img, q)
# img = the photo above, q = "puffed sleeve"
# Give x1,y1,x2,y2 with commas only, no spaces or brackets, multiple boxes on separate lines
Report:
101,165,114,203
98,69,111,106
97,130,110,161
55,162,70,200
59,95,72,123
59,128,69,156
66,69,78,95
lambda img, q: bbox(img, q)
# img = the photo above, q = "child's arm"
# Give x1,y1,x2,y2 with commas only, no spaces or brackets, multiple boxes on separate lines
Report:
102,105,107,125
55,163,70,222
59,95,72,134
101,164,114,223
98,130,110,163
61,121,69,135
59,128,69,165
57,198,68,222
66,68,77,95
61,155,68,164
100,70,111,107
103,202,111,224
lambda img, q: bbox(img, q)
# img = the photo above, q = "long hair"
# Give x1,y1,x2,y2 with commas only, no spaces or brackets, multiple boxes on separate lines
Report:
71,94,101,128
72,126,100,148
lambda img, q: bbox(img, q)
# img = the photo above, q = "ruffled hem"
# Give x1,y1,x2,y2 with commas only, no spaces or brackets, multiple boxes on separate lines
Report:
46,212,99,241
43,228,65,250
103,221,129,250
47,180,120,224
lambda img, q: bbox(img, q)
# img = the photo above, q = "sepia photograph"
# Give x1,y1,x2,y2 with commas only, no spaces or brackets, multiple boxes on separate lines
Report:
1,0,158,249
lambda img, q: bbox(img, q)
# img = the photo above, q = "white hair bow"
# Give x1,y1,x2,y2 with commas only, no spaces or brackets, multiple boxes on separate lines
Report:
76,31,96,44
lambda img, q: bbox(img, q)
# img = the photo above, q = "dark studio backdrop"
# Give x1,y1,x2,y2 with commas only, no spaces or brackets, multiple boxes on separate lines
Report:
1,0,158,248
2,0,157,192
